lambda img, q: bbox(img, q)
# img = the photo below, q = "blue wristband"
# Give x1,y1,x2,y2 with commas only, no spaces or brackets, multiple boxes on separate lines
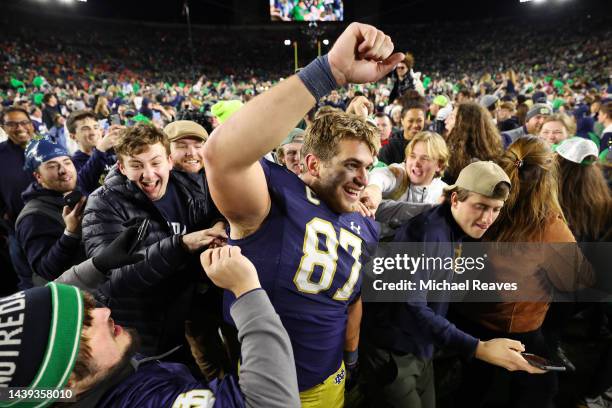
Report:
344,349,359,367
297,54,339,102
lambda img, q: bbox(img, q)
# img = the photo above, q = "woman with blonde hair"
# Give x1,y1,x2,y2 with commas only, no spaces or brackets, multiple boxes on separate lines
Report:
360,131,449,239
456,136,593,408
443,102,503,184
366,131,449,205
538,113,576,146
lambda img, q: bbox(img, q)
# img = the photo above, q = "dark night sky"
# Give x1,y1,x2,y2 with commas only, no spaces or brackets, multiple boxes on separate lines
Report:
1,0,609,25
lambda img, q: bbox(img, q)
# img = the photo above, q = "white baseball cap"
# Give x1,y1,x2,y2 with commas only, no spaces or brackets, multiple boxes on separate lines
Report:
554,137,599,164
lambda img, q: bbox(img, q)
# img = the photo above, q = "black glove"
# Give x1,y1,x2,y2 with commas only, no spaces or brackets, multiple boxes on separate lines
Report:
91,226,145,272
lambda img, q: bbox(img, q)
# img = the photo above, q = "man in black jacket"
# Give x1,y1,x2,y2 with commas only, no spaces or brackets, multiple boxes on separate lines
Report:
82,123,226,357
0,107,36,292
15,137,87,287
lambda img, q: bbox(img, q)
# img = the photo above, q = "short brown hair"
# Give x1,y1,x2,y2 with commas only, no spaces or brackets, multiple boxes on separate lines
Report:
499,102,516,112
66,110,97,134
600,101,612,119
115,124,170,162
302,110,379,162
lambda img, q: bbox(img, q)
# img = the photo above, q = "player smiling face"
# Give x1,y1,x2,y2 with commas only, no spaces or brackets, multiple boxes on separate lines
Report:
300,109,380,214
309,138,374,213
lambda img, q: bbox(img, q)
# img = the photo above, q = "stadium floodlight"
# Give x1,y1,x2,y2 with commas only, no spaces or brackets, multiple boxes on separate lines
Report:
322,39,329,46
284,39,291,46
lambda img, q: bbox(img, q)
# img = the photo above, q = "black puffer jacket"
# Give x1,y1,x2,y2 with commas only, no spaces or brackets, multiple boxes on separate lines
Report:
82,166,222,355
16,183,86,282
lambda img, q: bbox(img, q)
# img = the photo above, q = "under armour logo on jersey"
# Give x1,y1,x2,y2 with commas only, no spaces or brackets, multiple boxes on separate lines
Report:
334,368,346,385
349,222,361,235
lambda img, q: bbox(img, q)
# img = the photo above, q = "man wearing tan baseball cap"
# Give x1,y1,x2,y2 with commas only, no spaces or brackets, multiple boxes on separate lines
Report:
361,161,542,408
164,120,208,174
444,160,511,238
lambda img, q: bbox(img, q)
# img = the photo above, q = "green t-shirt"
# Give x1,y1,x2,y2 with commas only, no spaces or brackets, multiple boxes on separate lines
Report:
291,4,307,21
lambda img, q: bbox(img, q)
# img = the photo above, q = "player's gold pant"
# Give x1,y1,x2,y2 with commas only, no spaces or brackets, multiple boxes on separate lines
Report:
299,362,345,408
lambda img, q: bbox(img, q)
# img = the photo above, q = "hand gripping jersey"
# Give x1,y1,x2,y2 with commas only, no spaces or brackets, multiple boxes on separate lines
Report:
225,159,379,391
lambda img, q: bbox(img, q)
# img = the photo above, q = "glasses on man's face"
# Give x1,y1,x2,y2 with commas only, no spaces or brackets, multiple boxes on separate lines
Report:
4,120,31,129
396,66,407,71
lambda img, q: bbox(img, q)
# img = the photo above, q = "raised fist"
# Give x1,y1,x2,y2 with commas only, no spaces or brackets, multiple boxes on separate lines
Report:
328,23,405,86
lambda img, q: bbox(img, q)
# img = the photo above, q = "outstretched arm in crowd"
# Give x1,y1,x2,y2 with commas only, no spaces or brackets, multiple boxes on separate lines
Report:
200,246,300,407
203,22,403,237
56,225,144,291
406,301,545,373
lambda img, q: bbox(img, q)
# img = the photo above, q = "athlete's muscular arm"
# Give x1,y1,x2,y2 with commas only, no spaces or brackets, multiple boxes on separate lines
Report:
203,78,313,237
203,23,403,238
345,297,362,352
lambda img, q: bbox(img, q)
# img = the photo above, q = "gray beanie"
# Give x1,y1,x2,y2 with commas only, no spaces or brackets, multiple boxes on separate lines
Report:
480,94,499,110
526,103,552,122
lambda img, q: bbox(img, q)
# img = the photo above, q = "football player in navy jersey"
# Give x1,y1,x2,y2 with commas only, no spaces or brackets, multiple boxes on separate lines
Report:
203,23,405,407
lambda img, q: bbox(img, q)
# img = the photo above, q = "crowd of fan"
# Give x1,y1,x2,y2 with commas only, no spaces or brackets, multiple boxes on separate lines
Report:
0,13,611,408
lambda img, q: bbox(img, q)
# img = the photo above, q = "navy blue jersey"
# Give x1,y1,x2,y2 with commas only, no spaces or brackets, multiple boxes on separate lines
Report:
98,356,243,407
225,159,379,391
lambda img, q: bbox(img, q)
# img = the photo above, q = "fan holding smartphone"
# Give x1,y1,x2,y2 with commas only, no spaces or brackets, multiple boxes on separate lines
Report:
16,137,89,282
62,190,86,236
